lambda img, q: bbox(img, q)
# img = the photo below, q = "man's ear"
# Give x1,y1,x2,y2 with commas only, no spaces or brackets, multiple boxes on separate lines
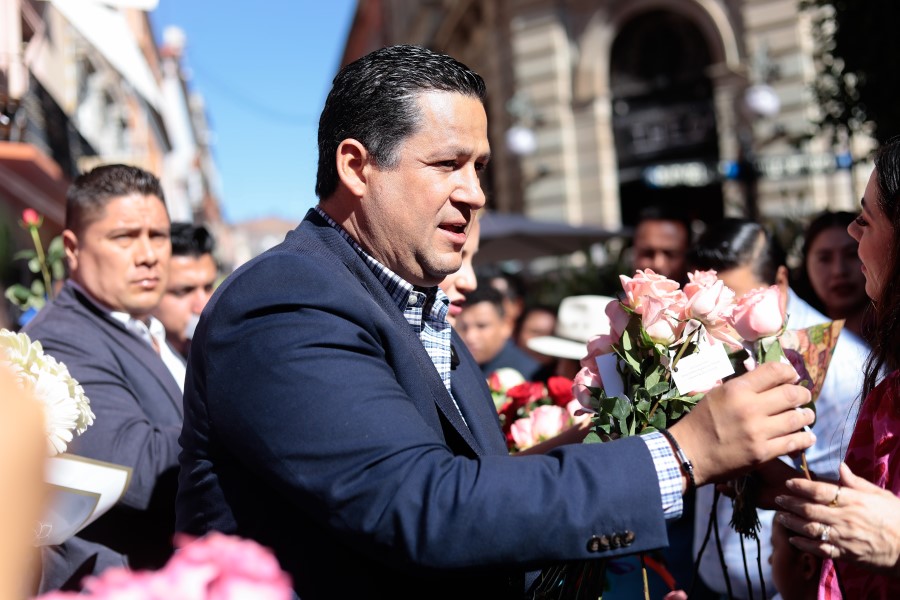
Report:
335,139,371,197
62,230,79,273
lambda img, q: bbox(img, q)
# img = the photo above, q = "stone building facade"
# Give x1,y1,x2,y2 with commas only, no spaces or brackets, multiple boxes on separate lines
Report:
342,0,873,230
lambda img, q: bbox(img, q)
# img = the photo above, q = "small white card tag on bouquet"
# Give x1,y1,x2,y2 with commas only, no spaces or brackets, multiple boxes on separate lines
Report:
595,353,625,399
671,341,734,395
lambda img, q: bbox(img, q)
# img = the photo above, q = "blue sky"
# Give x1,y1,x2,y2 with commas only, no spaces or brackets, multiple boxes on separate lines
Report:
149,1,358,224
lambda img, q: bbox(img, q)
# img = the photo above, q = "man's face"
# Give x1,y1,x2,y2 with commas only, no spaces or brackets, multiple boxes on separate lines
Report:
152,253,217,354
632,219,689,282
458,301,510,365
65,194,171,318
360,91,489,286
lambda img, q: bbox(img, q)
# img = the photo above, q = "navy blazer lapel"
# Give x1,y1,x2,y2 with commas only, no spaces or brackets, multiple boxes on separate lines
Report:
450,329,509,456
300,211,484,454
63,284,184,416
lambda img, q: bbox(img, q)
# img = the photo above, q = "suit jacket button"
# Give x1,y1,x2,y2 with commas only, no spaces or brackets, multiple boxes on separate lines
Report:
610,533,622,549
586,535,611,553
623,530,635,546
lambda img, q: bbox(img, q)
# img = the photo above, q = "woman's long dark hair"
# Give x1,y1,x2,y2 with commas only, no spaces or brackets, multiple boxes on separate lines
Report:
862,139,900,398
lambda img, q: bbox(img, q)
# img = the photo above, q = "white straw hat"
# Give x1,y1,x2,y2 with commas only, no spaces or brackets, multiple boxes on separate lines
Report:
526,295,617,361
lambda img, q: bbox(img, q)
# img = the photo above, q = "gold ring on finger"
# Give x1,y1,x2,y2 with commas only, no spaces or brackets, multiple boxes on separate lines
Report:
829,485,842,508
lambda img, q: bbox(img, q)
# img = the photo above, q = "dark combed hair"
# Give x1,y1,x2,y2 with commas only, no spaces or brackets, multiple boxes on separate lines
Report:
315,45,487,199
636,204,692,236
66,164,166,233
793,210,859,315
461,285,506,317
862,138,900,398
170,222,215,258
688,218,785,285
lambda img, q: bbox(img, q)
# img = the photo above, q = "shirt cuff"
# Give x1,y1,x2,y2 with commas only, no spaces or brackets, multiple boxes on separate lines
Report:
642,431,684,520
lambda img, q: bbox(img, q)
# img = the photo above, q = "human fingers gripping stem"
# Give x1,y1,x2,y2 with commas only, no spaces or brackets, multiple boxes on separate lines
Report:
669,362,814,488
776,462,900,575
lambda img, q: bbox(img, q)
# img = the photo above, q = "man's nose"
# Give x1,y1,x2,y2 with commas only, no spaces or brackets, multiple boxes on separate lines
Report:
452,165,486,209
135,235,159,265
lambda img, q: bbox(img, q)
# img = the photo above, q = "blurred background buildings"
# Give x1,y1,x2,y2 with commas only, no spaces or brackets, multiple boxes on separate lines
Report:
343,0,872,231
0,0,888,310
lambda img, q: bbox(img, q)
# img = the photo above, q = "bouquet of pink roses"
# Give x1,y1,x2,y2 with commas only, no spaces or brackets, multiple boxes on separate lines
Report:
536,269,802,600
572,269,790,444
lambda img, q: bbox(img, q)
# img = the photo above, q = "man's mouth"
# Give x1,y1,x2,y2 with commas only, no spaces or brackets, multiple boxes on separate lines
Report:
440,223,467,234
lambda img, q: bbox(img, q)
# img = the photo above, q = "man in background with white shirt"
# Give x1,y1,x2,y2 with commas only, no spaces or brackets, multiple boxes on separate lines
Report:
25,164,184,570
152,222,218,374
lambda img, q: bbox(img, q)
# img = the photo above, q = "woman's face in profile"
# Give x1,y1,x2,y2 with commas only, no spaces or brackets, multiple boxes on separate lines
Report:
849,170,894,301
805,225,867,318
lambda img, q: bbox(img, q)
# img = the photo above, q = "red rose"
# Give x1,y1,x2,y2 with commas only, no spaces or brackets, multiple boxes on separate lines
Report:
546,376,575,406
505,382,545,407
22,208,42,227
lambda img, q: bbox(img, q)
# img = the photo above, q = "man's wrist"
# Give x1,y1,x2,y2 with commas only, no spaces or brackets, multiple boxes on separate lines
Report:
658,428,696,493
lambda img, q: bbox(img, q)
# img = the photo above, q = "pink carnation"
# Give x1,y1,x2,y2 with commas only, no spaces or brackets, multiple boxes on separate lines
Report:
619,269,681,315
728,286,786,342
35,533,292,600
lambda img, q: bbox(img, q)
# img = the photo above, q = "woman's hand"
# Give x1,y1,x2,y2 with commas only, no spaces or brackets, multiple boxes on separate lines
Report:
775,462,900,577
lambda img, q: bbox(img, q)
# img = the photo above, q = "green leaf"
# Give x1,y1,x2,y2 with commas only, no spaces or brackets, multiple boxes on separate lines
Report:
30,279,46,296
13,249,36,261
649,408,667,430
611,396,632,421
764,339,786,363
647,382,670,397
27,257,41,273
583,431,604,444
621,329,633,353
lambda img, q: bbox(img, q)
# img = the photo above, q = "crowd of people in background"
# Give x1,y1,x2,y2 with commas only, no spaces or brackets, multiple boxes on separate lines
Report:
3,43,900,600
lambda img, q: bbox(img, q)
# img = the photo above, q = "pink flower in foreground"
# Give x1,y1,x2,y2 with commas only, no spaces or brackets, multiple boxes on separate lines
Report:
619,269,681,314
573,366,603,411
166,533,292,600
37,533,293,600
606,299,631,339
510,404,570,450
728,286,785,342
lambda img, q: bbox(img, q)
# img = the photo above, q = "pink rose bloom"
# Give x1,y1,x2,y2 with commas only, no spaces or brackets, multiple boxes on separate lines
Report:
641,294,687,345
22,208,42,227
510,404,569,450
572,366,602,411
728,286,786,342
683,271,735,326
619,269,681,314
565,399,593,423
664,591,688,600
606,299,631,339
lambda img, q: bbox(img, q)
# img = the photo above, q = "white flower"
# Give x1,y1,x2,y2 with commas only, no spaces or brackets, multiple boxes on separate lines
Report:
0,329,94,455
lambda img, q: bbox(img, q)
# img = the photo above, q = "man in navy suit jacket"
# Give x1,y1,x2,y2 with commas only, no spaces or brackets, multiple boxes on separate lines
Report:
26,165,184,569
176,45,816,598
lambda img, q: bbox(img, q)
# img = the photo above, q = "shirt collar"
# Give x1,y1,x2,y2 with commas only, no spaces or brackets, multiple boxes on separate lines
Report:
314,205,448,313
